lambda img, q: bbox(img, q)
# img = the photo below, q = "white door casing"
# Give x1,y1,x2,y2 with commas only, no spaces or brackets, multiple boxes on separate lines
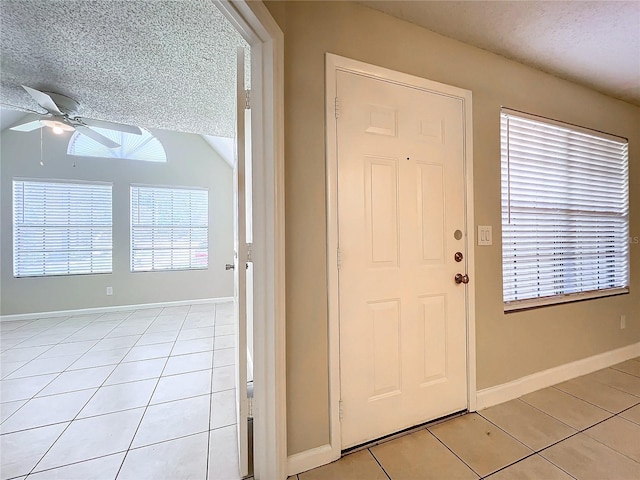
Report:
326,55,476,453
234,46,249,477
212,3,287,479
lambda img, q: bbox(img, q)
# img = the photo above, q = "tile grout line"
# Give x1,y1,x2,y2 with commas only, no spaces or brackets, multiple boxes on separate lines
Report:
7,310,133,357
1,318,225,413
610,364,640,379
1,309,168,363
112,307,194,479
1,311,222,361
209,304,242,480
476,413,574,479
443,395,634,478
1,312,139,431
574,420,640,466
531,455,580,480
205,302,218,480
8,361,231,401
3,315,82,347
550,382,640,413
423,426,483,478
616,401,640,420
477,406,565,449
10,310,185,475
23,449,131,479
4,388,238,438
478,451,579,480
479,397,574,433
480,393,639,474
5,310,134,380
2,322,106,379
531,427,617,480
109,305,223,478
366,448,392,480
518,392,614,431
24,310,165,477
481,402,639,478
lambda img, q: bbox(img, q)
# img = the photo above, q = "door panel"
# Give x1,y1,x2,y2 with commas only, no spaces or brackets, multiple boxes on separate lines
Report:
419,294,447,383
337,71,468,448
365,157,399,267
417,162,445,262
369,299,401,399
234,47,248,477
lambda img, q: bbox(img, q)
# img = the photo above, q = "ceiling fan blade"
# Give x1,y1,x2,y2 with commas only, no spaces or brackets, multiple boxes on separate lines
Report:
22,86,63,115
74,125,120,148
81,117,142,135
10,120,44,132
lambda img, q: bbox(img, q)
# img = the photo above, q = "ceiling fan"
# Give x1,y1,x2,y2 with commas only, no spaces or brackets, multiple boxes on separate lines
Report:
8,85,142,148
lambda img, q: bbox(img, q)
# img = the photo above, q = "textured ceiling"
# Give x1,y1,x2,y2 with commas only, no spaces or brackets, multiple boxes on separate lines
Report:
3,0,637,137
359,1,640,106
0,0,248,137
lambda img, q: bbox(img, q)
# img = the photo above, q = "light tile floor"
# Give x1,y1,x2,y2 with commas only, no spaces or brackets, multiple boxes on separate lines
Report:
4,304,640,480
0,302,241,480
292,357,640,480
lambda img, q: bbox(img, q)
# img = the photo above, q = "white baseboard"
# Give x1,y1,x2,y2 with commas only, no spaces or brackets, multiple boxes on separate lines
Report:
0,297,233,322
288,443,339,476
476,342,640,410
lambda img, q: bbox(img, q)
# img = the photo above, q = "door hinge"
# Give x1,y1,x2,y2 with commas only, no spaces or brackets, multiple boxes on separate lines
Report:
246,243,253,263
337,248,342,269
335,96,340,119
339,400,344,421
245,89,251,110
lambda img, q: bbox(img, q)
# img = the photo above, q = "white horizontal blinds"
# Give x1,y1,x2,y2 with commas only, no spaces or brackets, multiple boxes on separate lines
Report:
131,186,208,271
13,180,113,277
501,110,629,306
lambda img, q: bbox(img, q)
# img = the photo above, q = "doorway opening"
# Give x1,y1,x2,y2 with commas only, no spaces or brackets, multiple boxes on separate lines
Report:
0,1,285,478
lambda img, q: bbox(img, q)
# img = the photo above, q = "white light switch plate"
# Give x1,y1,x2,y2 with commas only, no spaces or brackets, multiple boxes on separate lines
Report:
478,225,492,246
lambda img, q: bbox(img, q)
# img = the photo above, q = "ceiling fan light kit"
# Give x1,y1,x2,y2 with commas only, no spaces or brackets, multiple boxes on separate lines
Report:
9,85,142,148
40,119,75,134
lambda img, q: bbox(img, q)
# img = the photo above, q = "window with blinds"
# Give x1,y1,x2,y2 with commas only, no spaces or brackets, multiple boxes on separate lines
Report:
13,180,113,277
501,109,629,311
130,185,209,272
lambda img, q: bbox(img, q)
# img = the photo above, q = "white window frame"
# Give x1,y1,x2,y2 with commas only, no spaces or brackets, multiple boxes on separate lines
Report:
13,178,113,278
501,108,630,312
130,184,209,272
67,126,167,162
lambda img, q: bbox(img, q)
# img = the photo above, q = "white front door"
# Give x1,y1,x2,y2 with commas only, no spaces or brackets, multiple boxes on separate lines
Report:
234,47,249,477
337,70,469,448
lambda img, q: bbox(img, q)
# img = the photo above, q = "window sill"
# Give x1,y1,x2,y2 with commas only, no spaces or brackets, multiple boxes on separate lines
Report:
504,287,630,313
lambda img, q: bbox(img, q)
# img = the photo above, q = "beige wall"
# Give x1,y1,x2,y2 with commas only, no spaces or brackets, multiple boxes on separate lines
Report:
0,121,234,315
265,1,640,456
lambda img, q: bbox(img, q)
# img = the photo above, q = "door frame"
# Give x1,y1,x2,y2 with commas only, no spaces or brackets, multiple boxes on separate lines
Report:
325,53,477,460
215,2,287,479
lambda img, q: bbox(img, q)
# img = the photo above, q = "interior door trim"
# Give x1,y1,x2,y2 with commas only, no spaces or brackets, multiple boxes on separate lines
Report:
324,53,476,463
214,3,287,479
